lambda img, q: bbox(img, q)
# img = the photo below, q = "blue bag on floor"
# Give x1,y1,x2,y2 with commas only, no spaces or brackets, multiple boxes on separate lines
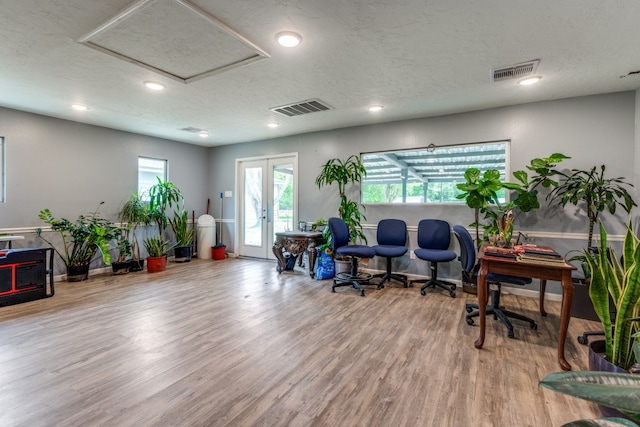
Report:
315,250,335,280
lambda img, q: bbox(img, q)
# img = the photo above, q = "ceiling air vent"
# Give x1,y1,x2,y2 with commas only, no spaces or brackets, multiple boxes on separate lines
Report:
491,60,539,82
270,99,332,117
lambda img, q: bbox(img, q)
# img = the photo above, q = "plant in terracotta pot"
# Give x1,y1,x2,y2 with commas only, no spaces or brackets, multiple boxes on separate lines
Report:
168,209,194,262
143,236,173,273
36,203,119,281
118,191,149,272
144,179,184,271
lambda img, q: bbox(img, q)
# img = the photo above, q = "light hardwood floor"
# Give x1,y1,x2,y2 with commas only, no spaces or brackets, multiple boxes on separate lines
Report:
0,258,603,427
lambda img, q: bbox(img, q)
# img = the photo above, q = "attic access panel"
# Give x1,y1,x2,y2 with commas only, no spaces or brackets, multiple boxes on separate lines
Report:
78,0,270,84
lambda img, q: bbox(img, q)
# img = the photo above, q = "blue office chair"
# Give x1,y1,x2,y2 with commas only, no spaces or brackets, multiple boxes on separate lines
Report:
453,225,537,338
372,219,408,287
328,217,378,296
409,219,457,298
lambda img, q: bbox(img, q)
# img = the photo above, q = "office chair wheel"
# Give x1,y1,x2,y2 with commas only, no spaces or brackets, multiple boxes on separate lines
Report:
531,323,538,330
508,331,515,339
465,306,474,313
420,289,426,296
360,289,365,297
449,290,456,298
577,335,588,345
466,318,474,326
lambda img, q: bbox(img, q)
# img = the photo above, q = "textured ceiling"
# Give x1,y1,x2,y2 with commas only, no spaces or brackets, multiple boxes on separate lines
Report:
1,0,640,147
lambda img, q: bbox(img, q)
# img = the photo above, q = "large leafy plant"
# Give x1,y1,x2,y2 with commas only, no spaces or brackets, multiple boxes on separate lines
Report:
315,155,367,243
584,222,640,371
540,371,640,426
37,203,119,267
148,178,184,238
168,209,194,247
549,165,636,248
118,191,149,263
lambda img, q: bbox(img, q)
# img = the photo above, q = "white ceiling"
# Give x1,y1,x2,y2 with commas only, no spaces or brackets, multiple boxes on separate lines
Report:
1,0,640,147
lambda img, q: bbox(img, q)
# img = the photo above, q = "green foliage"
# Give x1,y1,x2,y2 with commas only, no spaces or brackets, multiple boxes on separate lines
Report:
168,210,194,247
143,236,173,258
540,371,640,425
456,153,568,248
549,165,636,248
37,203,119,267
584,222,640,371
148,178,184,237
114,227,132,263
315,155,368,243
119,191,149,261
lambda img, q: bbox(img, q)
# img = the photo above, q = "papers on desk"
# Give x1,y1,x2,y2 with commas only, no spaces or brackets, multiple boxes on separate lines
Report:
483,245,565,264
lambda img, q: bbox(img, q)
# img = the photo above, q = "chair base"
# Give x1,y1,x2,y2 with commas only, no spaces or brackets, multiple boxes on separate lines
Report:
465,288,537,338
373,272,408,288
410,278,456,298
331,257,380,297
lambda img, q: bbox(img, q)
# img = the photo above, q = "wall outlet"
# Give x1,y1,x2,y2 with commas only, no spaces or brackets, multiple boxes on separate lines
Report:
409,250,416,260
224,190,233,198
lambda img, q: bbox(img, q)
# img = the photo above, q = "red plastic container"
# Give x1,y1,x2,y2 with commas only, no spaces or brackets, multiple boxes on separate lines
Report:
211,245,226,260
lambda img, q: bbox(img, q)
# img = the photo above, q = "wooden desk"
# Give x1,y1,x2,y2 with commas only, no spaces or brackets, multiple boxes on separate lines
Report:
273,231,325,278
475,252,576,370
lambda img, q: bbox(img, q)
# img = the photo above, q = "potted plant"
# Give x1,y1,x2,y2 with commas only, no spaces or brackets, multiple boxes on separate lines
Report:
540,371,640,426
112,226,132,275
315,155,367,244
119,191,149,272
148,178,184,239
36,203,119,281
549,165,636,249
143,236,173,273
168,209,194,262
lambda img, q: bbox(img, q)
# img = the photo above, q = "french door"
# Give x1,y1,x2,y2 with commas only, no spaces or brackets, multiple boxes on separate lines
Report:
237,154,297,259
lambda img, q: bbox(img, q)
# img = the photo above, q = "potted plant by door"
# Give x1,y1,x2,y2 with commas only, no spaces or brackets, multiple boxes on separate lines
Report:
118,191,149,272
143,236,173,273
168,209,194,262
111,226,132,275
36,203,119,281
583,222,640,417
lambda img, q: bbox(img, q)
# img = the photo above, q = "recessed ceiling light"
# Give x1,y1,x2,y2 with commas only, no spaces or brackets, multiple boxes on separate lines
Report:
275,31,302,47
267,122,279,128
144,81,165,91
71,104,88,111
368,105,383,112
198,131,209,138
518,76,542,86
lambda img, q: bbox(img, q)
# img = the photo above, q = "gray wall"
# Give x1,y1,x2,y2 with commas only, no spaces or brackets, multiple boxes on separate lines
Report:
0,107,209,272
209,91,638,293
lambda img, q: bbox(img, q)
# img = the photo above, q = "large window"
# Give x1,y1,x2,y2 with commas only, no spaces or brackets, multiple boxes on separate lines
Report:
138,157,167,199
361,141,509,204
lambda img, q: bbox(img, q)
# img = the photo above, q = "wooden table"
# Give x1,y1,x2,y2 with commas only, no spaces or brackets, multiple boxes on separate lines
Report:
475,252,576,370
273,231,325,278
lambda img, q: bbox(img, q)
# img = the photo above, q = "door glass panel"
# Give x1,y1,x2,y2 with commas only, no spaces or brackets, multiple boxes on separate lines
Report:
273,163,294,240
243,166,263,246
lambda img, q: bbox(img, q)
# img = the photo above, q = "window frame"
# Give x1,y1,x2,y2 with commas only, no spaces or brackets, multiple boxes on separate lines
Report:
361,140,511,205
138,156,168,200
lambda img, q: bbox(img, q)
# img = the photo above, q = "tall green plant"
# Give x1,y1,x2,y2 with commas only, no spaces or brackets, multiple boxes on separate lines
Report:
168,210,194,247
148,178,184,238
584,222,640,371
549,165,636,248
315,155,367,243
119,191,149,262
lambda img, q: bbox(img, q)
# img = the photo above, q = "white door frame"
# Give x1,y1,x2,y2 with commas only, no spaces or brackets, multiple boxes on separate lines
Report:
235,153,298,258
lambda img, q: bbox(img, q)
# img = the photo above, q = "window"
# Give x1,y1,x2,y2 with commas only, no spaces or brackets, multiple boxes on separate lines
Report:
0,137,4,202
361,141,509,204
138,157,167,200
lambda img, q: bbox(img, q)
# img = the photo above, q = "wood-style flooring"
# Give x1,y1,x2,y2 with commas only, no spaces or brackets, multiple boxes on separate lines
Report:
0,258,603,426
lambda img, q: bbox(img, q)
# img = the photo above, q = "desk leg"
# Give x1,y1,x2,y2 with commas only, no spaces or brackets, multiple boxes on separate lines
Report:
308,247,318,279
474,263,488,349
539,279,548,317
272,243,286,274
558,270,574,371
